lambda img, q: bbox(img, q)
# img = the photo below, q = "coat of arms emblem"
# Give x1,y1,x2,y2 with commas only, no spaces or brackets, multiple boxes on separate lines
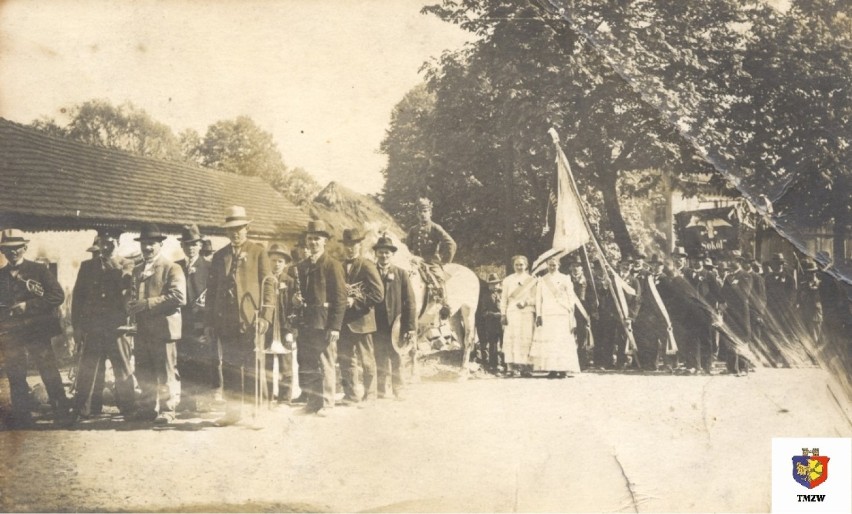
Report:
792,448,830,489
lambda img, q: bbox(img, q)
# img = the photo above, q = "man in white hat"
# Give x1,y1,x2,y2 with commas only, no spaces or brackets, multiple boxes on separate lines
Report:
0,228,72,428
205,206,275,426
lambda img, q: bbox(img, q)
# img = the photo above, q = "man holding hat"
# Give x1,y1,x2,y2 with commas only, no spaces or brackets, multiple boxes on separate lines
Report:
126,223,186,423
372,234,417,399
175,224,214,412
295,220,346,416
70,229,136,421
206,206,275,426
338,228,384,405
0,229,72,428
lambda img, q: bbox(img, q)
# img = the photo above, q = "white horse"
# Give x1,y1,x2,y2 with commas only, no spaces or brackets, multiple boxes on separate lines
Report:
361,222,481,379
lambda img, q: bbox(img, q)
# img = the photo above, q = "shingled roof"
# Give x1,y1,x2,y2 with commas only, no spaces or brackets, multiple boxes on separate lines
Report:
0,118,310,239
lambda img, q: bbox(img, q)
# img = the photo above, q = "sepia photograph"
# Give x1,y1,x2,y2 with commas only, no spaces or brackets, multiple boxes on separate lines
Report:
0,0,850,512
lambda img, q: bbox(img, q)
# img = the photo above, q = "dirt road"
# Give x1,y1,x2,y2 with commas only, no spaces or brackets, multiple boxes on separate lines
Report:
1,368,849,512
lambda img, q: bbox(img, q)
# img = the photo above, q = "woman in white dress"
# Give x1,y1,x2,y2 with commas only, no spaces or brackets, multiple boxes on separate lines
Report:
529,256,588,377
500,255,536,377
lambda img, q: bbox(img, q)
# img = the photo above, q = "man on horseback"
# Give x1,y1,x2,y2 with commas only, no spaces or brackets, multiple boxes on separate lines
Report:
406,198,457,317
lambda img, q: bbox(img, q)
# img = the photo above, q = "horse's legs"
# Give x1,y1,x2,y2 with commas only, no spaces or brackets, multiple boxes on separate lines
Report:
455,305,475,380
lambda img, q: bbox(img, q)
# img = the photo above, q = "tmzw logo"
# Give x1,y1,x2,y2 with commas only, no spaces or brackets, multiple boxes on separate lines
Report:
792,447,830,499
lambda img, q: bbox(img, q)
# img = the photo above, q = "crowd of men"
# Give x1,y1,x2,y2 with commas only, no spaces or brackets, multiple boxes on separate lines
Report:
2,197,849,429
477,246,850,377
0,202,430,429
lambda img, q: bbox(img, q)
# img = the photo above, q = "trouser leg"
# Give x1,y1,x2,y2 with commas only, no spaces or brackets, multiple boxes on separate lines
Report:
301,328,326,412
133,339,157,414
107,334,136,415
357,333,377,401
152,341,179,413
374,329,391,396
28,336,69,411
4,337,31,420
319,340,337,409
72,335,104,415
337,329,359,400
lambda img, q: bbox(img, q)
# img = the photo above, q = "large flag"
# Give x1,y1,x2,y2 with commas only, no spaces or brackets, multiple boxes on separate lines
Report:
532,131,591,272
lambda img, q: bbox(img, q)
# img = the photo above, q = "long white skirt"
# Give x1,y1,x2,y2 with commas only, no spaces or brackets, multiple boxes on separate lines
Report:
529,313,580,373
503,308,535,365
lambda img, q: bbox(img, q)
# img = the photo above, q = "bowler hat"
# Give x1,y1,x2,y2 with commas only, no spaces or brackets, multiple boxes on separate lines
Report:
342,228,364,245
486,272,501,284
135,223,167,242
373,235,398,253
731,250,746,261
0,228,29,248
179,224,203,243
267,243,292,261
770,253,786,262
702,257,715,269
672,246,688,258
304,220,331,239
803,260,819,272
222,206,252,228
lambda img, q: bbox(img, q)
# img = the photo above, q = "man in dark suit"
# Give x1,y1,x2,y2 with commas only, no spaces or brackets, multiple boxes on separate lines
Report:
70,230,136,420
0,229,72,428
337,228,384,405
126,224,186,424
295,220,347,416
205,206,275,426
720,251,752,375
372,235,416,400
476,273,504,374
175,224,214,412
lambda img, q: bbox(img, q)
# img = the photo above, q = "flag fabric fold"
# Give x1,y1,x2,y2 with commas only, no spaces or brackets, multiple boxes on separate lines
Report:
532,142,591,273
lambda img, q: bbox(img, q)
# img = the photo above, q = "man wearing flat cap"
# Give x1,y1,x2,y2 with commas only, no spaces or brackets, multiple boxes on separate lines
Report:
205,206,275,426
295,220,346,416
338,228,384,405
372,235,417,400
0,229,72,428
175,224,214,412
70,229,136,421
126,223,186,424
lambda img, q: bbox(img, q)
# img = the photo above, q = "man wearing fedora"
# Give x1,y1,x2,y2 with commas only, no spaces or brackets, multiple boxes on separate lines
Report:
372,235,416,400
126,223,186,423
175,224,214,412
206,206,275,426
295,220,346,415
338,228,384,405
0,229,72,428
70,229,136,421
266,242,299,404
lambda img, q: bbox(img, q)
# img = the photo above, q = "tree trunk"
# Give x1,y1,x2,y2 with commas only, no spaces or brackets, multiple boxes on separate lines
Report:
600,173,636,258
503,154,516,267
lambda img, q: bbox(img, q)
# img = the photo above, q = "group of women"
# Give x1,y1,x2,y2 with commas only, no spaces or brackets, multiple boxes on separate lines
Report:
500,255,588,378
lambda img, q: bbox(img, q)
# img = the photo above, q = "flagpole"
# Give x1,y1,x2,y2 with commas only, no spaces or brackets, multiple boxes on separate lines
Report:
547,128,640,367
